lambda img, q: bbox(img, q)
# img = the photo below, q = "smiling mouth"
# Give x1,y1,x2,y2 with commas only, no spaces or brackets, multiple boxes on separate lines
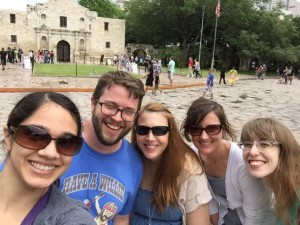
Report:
30,161,56,171
200,141,212,145
248,160,266,166
105,122,122,130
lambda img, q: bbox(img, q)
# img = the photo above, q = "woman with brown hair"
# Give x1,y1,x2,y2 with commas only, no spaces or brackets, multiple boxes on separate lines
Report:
239,117,300,225
181,98,274,225
130,103,211,225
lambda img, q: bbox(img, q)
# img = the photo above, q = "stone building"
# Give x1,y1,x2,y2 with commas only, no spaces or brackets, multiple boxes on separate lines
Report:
0,0,125,63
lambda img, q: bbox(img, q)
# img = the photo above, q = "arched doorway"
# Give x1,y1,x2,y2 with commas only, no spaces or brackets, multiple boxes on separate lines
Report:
57,40,70,62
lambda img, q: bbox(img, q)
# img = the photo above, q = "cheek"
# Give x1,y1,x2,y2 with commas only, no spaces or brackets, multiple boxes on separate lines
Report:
61,156,72,169
136,135,145,149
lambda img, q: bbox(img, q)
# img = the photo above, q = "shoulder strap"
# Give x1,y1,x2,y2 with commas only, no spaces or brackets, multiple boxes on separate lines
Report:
21,188,51,225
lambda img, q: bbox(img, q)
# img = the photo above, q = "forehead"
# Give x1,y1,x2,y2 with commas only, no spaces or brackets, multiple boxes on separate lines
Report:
138,111,168,125
21,102,78,135
200,111,220,124
100,84,139,109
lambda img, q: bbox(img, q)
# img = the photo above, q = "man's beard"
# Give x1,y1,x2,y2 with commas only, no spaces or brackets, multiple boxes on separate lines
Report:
92,111,132,146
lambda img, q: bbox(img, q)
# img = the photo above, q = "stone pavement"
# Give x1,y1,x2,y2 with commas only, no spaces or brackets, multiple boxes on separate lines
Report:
0,63,299,160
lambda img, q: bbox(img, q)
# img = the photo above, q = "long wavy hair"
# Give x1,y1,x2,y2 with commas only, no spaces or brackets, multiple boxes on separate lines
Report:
240,117,300,225
131,103,203,212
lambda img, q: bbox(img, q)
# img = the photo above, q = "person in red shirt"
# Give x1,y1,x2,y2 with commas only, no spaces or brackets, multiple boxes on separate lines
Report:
186,57,194,77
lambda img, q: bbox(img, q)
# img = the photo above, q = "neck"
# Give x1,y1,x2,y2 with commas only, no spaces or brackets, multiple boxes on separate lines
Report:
0,165,49,222
83,119,122,154
141,159,160,190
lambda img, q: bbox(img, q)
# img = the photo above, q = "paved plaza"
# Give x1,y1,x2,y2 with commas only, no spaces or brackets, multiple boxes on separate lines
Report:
0,63,299,160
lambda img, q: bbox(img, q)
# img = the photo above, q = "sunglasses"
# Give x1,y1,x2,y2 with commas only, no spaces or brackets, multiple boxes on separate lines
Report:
188,124,222,136
135,125,169,136
10,125,83,156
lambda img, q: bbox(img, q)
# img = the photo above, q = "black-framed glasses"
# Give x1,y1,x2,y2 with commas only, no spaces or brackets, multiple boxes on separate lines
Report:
237,141,280,151
188,124,222,136
135,125,170,136
10,125,83,156
97,101,137,122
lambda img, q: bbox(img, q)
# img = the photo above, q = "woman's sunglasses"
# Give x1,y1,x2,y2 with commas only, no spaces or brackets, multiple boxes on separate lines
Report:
188,124,222,136
135,125,169,136
10,125,83,156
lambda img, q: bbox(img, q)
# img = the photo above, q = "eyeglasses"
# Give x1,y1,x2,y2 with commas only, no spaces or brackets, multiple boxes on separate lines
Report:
135,125,170,136
237,141,280,151
10,125,83,156
97,101,137,122
188,124,222,136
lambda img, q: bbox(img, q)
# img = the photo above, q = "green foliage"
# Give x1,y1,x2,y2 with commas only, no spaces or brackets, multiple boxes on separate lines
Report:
125,0,300,69
79,0,124,18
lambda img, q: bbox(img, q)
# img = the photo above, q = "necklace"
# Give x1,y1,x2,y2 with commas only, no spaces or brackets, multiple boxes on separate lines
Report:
147,162,155,225
148,201,155,225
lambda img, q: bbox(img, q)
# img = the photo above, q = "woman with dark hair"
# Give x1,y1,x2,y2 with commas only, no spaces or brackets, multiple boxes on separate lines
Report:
144,60,154,93
239,117,300,225
130,103,211,225
0,92,95,225
181,98,274,225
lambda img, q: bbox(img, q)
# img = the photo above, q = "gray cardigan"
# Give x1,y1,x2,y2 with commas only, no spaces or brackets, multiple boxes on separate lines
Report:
33,184,96,225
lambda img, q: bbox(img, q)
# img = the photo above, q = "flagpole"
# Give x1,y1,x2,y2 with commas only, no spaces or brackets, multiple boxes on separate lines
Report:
211,0,220,69
198,6,205,63
210,16,218,69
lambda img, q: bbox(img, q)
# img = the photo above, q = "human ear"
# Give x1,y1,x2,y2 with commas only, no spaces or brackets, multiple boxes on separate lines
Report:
3,126,12,153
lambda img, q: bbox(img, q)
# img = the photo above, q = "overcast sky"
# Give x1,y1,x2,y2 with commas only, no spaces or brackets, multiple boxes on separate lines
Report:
0,0,47,10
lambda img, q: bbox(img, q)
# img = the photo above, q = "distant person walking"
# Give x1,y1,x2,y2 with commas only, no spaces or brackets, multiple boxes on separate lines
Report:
167,56,175,85
0,48,7,71
260,64,267,80
50,51,55,64
186,57,194,77
219,67,226,84
228,67,238,85
144,60,154,93
99,54,104,65
203,69,214,99
193,59,201,78
29,50,35,74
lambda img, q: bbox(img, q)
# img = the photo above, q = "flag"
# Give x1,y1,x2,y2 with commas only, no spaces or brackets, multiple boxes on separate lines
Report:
215,1,220,17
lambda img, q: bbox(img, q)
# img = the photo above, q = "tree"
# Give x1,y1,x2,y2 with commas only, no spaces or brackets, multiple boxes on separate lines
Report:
125,0,215,65
125,0,299,69
79,0,124,18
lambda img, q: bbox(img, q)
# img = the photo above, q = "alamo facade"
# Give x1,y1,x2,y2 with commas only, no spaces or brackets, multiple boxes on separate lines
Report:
0,0,125,63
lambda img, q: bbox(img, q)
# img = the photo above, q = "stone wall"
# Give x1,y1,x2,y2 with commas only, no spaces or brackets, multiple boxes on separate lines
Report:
0,0,125,62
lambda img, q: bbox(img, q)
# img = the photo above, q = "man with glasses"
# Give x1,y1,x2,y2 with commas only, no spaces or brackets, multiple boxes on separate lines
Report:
59,71,145,225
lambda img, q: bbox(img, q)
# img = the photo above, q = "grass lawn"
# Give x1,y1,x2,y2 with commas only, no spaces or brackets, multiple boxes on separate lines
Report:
33,63,258,79
33,63,118,77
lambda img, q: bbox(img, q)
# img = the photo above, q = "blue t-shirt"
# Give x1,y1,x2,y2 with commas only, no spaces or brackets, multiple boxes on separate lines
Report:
59,138,143,225
207,73,214,86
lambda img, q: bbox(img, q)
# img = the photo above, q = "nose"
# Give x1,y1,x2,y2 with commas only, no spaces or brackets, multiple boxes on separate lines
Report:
37,140,60,159
145,130,156,140
248,144,260,156
112,109,123,122
200,129,209,139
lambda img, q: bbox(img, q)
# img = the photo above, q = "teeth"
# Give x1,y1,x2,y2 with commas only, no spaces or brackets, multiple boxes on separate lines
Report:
31,161,56,171
106,123,120,130
145,144,157,149
249,160,265,166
